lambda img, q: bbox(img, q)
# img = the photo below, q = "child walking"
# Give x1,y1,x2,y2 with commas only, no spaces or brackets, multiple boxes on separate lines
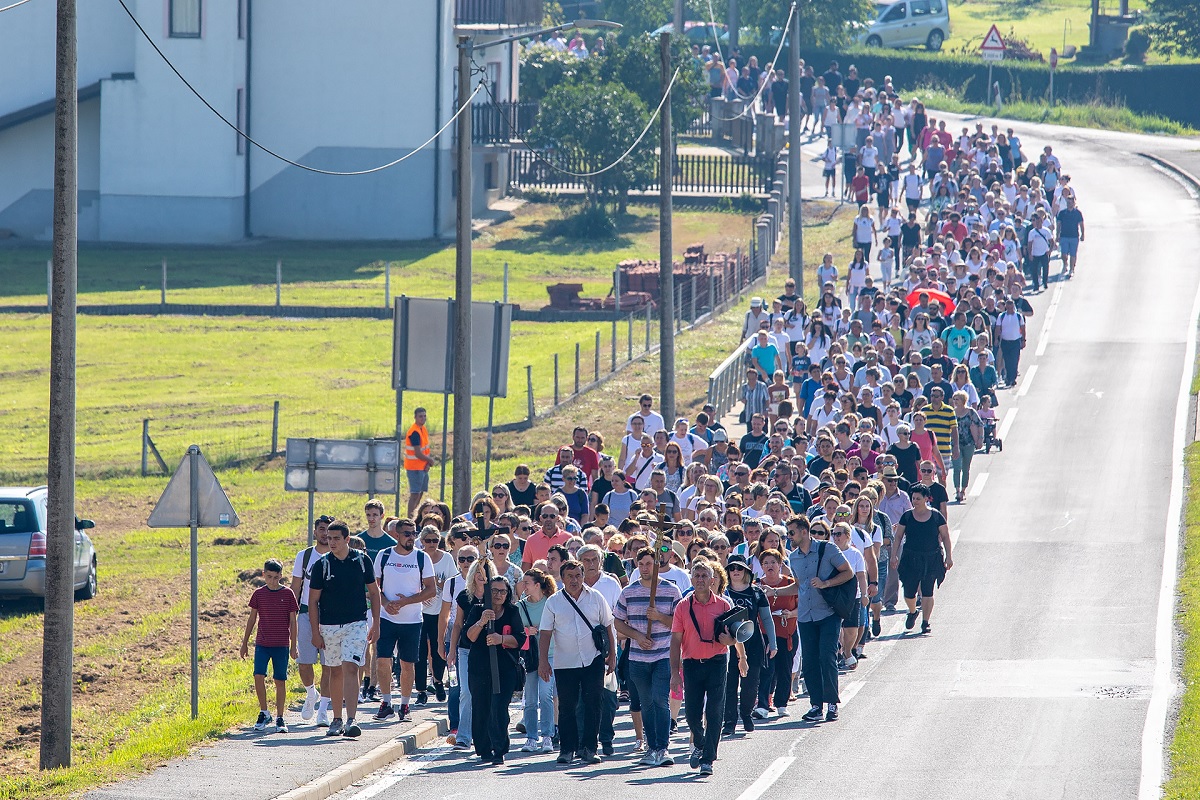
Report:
241,559,300,733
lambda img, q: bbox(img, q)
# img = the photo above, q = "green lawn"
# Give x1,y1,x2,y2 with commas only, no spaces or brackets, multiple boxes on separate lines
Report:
1167,443,1200,798
944,0,1095,59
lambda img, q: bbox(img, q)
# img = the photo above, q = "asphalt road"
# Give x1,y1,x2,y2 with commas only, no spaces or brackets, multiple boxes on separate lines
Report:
321,121,1200,800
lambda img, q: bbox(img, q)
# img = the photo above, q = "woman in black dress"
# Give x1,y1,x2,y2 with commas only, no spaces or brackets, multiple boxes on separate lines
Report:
892,484,953,635
464,576,527,765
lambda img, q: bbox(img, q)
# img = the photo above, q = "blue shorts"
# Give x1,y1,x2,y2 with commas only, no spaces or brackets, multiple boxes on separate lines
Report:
407,469,430,493
378,619,422,664
1059,237,1079,257
254,645,290,681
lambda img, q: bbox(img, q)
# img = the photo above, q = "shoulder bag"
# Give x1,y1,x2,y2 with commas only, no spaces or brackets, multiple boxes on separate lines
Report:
815,541,858,620
562,590,611,660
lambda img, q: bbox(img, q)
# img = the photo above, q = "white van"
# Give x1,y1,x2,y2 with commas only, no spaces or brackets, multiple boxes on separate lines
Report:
857,0,951,51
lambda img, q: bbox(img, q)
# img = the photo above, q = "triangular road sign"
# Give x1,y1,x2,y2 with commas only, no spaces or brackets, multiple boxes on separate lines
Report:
980,24,1006,51
148,446,240,528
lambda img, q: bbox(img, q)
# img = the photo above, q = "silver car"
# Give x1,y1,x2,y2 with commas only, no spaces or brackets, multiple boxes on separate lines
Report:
0,486,97,600
858,0,951,51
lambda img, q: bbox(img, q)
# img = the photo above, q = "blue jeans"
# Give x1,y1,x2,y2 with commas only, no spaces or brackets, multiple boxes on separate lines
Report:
454,648,472,744
522,670,554,738
627,658,672,751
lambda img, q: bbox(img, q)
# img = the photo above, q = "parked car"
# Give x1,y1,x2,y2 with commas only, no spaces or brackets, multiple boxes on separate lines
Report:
857,0,951,51
0,486,96,600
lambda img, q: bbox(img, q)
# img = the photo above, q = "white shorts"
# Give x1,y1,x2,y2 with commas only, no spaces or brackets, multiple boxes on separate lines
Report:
320,620,369,667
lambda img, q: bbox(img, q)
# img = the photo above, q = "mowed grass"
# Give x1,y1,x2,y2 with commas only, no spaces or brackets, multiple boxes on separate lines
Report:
0,200,856,799
1167,443,1200,799
0,204,757,309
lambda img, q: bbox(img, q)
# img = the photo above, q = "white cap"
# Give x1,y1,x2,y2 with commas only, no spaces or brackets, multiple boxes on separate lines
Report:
750,297,763,308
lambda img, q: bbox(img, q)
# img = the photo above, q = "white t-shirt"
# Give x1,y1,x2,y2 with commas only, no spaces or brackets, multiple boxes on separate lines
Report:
441,572,469,634
998,312,1025,341
588,573,623,611
628,410,665,435
860,146,878,169
841,545,866,598
374,547,436,625
853,217,875,245
423,550,457,615
903,173,923,199
291,546,328,607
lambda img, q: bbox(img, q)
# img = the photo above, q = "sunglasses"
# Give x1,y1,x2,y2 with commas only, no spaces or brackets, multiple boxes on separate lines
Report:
422,537,440,544
519,525,532,532
458,556,477,564
920,468,934,474
541,514,558,520
491,543,510,550
588,436,599,442
492,492,506,498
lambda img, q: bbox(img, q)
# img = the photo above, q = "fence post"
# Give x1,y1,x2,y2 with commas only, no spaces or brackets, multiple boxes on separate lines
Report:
675,283,682,334
613,269,620,314
46,259,52,313
385,261,391,309
141,419,150,477
526,365,534,422
611,318,617,373
627,312,634,362
275,258,282,308
574,342,581,395
271,400,280,456
594,330,600,382
709,265,716,316
554,354,560,406
645,304,651,353
503,262,509,304
690,274,698,325
161,258,167,306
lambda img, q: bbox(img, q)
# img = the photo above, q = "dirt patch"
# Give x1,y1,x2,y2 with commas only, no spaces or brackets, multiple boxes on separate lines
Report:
212,537,257,546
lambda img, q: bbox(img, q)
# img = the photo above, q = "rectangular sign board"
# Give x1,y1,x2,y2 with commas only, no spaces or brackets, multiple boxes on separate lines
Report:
284,438,399,495
393,297,512,397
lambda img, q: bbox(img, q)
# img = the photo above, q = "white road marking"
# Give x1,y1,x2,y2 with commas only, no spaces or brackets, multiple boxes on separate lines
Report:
968,473,988,498
1035,282,1065,357
1138,245,1200,799
348,744,452,799
998,407,1019,441
1086,387,1105,400
734,756,796,800
950,527,961,546
1017,365,1038,397
1048,511,1075,532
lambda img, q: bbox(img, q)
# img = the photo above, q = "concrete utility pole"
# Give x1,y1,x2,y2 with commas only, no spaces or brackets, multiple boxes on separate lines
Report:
673,0,683,37
658,31,675,425
787,2,803,291
728,0,739,52
41,0,77,771
453,35,473,517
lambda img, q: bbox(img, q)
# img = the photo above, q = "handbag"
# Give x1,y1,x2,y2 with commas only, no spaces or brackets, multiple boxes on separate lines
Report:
562,589,611,660
815,541,858,621
517,601,540,674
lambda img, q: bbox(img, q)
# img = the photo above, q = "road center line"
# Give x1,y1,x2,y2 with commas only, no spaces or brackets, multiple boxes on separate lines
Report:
998,407,1019,441
968,473,988,498
1017,365,1038,397
734,756,796,800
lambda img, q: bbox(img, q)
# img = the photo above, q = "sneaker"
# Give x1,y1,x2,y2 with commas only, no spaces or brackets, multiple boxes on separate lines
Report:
871,618,881,637
343,720,362,738
326,718,345,737
689,746,703,769
253,711,271,731
434,682,447,703
905,611,919,630
581,749,602,765
556,752,572,765
699,762,714,776
722,725,735,736
825,704,839,722
276,717,288,734
777,706,791,717
372,702,395,721
398,704,411,722
636,750,658,766
366,686,381,703
491,755,505,766
751,707,769,720
539,736,555,752
301,686,319,721
315,707,330,727
921,620,932,634
801,706,823,722
658,749,675,767
601,741,614,757
520,737,540,752
416,691,428,706
453,741,470,751
360,677,370,701
669,718,678,734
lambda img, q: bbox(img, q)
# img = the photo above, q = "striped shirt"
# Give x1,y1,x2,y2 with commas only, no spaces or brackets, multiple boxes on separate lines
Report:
248,585,299,647
923,404,958,457
614,579,683,663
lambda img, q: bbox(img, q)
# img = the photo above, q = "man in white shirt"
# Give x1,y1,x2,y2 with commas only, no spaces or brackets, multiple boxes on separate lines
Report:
292,515,332,724
1024,212,1054,293
372,528,436,723
628,394,665,435
538,561,616,765
579,545,623,756
546,30,568,51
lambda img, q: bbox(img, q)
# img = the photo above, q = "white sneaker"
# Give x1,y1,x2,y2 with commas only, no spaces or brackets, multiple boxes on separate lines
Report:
315,706,330,727
752,707,770,720
636,750,658,766
520,737,539,752
301,686,319,721
253,711,271,731
658,749,675,766
776,706,790,717
539,736,554,753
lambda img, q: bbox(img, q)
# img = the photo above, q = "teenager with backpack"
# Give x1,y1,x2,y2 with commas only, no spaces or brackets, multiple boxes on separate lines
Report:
291,514,333,726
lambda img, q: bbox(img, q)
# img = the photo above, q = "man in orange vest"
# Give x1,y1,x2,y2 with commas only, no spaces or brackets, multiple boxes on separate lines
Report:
404,408,434,516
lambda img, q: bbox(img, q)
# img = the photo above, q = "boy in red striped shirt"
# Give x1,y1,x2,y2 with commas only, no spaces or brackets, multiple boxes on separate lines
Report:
241,559,299,733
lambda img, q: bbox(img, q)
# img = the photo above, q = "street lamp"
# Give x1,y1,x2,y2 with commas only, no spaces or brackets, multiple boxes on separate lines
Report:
452,19,621,515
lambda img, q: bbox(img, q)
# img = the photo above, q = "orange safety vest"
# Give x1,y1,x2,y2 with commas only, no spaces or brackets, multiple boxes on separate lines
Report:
404,423,430,471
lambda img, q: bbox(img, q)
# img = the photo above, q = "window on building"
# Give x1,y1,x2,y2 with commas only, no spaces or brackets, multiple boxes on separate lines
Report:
170,0,202,38
236,88,246,154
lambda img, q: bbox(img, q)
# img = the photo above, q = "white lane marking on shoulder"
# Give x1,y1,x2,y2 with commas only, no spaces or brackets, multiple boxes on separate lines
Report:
1035,283,1064,357
998,407,1019,441
1139,255,1200,799
950,527,961,546
968,474,988,498
1017,365,1038,397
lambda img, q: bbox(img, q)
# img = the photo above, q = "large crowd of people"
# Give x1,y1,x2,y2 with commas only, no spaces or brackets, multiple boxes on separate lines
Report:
237,62,1082,776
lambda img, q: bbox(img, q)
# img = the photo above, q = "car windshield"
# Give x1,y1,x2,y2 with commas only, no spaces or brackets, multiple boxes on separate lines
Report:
0,501,36,534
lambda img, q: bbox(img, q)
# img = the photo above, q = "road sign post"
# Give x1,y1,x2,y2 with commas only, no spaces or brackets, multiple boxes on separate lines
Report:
979,24,1006,106
148,446,240,719
1049,47,1058,106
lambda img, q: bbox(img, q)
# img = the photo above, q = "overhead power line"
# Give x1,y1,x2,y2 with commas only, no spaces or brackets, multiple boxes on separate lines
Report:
114,0,484,176
710,0,797,121
0,0,37,13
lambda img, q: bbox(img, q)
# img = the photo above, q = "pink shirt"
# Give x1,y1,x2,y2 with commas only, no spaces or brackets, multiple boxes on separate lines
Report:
522,528,570,567
672,591,732,660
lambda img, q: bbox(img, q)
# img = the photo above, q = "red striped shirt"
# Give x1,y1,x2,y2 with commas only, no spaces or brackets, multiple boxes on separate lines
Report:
249,586,298,647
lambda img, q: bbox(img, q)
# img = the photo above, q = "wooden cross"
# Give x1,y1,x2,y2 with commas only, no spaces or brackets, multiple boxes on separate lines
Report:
636,510,680,637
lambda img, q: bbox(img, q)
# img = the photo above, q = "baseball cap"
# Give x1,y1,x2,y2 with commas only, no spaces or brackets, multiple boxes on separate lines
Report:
713,430,729,442
750,297,763,308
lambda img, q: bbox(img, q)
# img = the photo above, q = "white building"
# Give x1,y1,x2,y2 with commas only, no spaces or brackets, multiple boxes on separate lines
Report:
0,0,536,243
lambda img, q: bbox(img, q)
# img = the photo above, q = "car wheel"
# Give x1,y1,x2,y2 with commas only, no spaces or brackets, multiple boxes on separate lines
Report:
926,29,944,51
76,559,97,601
866,35,883,48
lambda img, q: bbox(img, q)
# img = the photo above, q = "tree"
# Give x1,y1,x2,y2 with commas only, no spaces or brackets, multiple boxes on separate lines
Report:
592,34,708,136
1147,0,1200,58
602,0,674,41
526,81,657,215
742,0,875,49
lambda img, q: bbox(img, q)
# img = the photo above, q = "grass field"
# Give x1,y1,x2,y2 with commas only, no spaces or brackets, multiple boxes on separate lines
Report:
0,200,855,799
944,0,1094,58
0,204,758,309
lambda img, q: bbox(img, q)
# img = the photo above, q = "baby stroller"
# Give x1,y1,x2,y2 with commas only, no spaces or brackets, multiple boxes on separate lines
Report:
982,417,1003,454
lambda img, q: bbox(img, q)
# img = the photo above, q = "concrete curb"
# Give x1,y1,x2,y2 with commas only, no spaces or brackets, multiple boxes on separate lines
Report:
1140,152,1200,443
274,717,449,800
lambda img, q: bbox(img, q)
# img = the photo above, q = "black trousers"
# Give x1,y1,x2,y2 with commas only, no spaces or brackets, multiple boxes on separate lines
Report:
415,612,446,692
725,642,762,730
554,655,604,755
769,633,797,708
683,655,728,764
797,615,841,708
576,684,618,746
468,673,515,760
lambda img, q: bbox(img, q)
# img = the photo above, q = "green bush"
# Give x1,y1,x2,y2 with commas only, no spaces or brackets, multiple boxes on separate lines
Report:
545,204,619,240
1126,29,1152,64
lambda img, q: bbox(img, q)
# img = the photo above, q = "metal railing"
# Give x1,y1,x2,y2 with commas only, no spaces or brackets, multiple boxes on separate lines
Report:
472,101,539,144
707,338,754,423
455,0,543,25
509,150,777,195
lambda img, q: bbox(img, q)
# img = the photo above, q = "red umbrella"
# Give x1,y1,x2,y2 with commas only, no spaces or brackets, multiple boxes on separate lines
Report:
906,288,956,314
